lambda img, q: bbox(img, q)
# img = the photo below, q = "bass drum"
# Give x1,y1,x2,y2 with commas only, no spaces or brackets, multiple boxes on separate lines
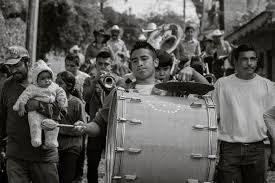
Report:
105,89,217,183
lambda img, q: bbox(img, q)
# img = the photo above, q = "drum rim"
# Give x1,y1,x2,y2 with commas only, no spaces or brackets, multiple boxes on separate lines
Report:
105,90,118,183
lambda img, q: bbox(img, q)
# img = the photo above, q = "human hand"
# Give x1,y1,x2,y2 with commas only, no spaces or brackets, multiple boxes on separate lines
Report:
72,121,87,135
49,96,55,103
26,99,41,112
18,104,26,117
176,66,194,81
117,52,125,58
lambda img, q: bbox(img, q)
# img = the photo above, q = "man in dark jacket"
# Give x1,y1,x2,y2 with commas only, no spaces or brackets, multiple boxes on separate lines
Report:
0,46,59,183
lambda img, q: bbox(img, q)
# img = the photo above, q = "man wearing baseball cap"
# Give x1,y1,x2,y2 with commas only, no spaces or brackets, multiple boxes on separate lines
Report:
0,46,59,183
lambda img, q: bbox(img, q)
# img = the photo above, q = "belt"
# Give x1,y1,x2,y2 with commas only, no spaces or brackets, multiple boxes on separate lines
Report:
221,140,264,146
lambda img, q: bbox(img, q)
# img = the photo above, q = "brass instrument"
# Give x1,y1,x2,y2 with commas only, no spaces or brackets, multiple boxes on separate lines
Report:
147,23,183,75
101,74,116,89
147,23,183,54
202,52,217,85
98,72,116,102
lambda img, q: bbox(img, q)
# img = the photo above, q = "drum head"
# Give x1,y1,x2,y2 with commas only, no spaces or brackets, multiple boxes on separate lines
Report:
155,81,214,95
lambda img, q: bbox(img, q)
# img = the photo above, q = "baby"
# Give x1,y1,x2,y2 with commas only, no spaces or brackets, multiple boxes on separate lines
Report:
13,60,68,148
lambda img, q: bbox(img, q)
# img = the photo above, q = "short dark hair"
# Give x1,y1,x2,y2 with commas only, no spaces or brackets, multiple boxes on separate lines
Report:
57,71,82,100
65,53,80,66
130,41,157,60
156,49,173,68
234,44,256,61
185,26,195,32
96,51,111,60
191,56,201,63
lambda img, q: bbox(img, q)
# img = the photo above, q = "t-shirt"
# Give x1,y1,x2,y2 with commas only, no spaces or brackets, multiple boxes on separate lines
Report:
212,74,275,143
135,84,155,95
178,38,201,59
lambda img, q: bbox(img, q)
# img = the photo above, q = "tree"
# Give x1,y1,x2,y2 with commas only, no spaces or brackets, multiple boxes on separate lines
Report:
146,10,185,28
37,0,105,59
102,6,146,50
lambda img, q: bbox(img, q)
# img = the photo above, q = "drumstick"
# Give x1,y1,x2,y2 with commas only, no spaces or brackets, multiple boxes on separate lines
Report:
56,124,75,128
41,119,83,131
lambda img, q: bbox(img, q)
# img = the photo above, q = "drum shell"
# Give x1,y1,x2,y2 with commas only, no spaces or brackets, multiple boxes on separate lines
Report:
106,90,217,183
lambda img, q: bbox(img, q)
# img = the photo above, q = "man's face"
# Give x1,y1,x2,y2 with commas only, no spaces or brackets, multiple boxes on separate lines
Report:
96,34,105,43
155,66,171,81
235,51,258,76
185,28,194,40
65,59,79,75
130,48,158,81
111,30,119,40
96,57,112,74
8,60,28,82
213,36,222,44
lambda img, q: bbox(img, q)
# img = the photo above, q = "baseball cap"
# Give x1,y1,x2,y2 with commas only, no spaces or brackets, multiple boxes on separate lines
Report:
5,46,29,65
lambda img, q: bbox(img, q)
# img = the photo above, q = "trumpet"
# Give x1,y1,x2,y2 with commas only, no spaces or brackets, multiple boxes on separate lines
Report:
98,72,116,90
204,60,216,85
101,75,116,89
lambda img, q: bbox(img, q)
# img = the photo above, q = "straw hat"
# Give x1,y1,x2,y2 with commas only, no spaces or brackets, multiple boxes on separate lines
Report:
142,23,157,33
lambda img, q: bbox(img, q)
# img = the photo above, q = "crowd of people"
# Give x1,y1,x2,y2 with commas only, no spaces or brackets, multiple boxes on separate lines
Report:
0,22,275,183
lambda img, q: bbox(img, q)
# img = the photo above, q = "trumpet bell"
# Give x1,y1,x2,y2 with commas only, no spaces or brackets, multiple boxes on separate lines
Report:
102,75,116,89
147,23,183,54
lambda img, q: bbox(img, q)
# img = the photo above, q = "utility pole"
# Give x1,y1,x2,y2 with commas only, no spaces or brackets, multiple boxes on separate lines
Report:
100,0,104,12
183,0,186,23
26,0,39,66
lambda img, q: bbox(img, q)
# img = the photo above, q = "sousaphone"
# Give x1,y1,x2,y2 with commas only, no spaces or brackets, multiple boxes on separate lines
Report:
147,23,183,54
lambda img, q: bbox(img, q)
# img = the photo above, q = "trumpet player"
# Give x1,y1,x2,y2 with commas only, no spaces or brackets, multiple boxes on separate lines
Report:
82,49,122,183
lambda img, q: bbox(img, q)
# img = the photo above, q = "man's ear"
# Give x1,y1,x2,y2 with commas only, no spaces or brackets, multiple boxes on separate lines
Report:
154,58,159,68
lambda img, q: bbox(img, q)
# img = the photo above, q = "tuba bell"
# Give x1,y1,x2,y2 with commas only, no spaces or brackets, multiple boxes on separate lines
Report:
147,23,183,54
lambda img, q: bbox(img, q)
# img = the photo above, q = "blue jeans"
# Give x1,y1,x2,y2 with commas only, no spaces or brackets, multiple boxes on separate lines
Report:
6,158,59,183
217,141,265,183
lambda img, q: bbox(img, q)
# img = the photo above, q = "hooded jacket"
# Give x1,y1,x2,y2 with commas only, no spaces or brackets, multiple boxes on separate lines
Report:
31,60,54,86
13,60,68,111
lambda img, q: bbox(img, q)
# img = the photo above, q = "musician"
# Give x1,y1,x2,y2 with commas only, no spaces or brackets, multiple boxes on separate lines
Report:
73,41,209,139
82,49,122,183
212,44,275,183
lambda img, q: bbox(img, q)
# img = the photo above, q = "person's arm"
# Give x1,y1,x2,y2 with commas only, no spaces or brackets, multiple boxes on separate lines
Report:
60,100,87,136
13,85,36,111
73,88,115,137
0,83,7,140
55,86,68,109
196,41,201,56
121,42,129,58
177,66,209,84
263,106,275,166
